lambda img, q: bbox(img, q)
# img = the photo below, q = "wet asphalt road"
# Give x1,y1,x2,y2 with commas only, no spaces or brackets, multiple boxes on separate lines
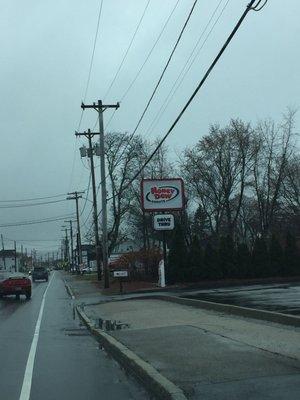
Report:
184,283,300,315
0,272,149,400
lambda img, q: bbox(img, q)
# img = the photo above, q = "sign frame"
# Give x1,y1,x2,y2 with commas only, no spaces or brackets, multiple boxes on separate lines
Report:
141,178,185,212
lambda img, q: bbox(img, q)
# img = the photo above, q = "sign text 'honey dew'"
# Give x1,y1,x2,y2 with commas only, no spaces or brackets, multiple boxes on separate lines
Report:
141,178,184,211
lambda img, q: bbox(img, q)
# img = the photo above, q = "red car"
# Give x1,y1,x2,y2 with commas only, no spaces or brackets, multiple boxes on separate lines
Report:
0,271,31,300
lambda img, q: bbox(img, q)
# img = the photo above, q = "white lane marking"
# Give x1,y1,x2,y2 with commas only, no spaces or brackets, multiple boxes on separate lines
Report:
19,272,55,400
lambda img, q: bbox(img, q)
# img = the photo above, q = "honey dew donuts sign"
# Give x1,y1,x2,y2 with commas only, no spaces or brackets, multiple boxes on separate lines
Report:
141,178,185,211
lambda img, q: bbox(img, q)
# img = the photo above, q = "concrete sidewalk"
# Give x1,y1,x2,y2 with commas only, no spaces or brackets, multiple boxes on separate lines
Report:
65,273,300,399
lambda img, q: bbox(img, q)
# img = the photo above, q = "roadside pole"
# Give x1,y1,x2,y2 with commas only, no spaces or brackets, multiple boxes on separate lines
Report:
162,230,167,285
81,100,120,288
14,241,17,272
65,220,75,272
1,234,6,270
75,129,102,281
67,191,84,269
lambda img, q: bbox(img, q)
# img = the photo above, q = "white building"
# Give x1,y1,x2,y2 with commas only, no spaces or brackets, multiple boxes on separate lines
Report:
0,250,21,272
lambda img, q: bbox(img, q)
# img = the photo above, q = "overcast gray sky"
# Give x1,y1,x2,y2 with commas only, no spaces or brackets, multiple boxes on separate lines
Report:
0,0,299,255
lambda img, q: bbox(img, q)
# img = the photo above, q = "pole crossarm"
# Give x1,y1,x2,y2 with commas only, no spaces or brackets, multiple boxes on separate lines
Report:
75,129,100,138
81,102,120,113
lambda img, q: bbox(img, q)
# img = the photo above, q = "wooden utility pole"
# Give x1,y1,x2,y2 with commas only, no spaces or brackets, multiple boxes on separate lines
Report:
67,191,84,269
21,245,23,271
75,129,102,281
81,100,120,288
61,226,69,263
14,241,17,272
1,234,6,270
65,220,75,271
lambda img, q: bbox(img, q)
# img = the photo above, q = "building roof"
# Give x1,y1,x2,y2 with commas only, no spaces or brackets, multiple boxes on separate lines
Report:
0,249,16,257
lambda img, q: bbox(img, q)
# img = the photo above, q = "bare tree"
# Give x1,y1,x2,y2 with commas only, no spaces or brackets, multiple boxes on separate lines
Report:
181,119,256,239
251,109,297,236
105,132,144,253
282,155,300,214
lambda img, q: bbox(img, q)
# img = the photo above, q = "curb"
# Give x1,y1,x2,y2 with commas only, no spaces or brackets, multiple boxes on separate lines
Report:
76,306,187,400
129,295,300,327
64,281,76,299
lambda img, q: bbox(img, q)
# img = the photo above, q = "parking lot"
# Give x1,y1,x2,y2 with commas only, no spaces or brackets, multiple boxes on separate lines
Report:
184,283,300,315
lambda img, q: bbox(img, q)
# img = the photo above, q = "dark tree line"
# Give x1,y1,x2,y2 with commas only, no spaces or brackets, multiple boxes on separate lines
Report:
167,226,299,284
169,110,300,283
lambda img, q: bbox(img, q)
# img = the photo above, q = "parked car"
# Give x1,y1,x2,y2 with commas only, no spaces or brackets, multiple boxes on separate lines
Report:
80,266,91,275
32,267,48,282
0,271,32,299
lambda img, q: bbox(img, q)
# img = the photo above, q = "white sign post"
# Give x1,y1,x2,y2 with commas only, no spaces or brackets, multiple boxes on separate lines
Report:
158,259,166,288
141,178,185,290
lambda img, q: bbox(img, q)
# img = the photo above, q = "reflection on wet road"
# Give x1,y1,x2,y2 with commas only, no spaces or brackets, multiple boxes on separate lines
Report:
0,272,149,400
184,283,300,315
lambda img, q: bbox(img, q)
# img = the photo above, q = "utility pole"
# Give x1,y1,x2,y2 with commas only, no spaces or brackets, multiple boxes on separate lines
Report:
21,245,23,271
75,129,102,281
61,226,69,265
14,241,17,272
65,220,75,272
81,100,120,288
1,234,6,270
67,191,84,270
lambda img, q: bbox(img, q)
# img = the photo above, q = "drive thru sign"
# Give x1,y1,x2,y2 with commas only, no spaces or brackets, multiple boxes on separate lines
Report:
153,214,175,231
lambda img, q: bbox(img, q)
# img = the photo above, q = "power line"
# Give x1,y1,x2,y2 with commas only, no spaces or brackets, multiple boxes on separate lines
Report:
83,0,104,103
111,0,199,166
107,0,267,202
92,0,198,195
3,237,61,242
0,199,67,209
85,208,103,237
144,0,230,138
80,172,92,216
103,0,151,100
118,0,180,105
90,0,180,132
0,213,75,228
0,193,66,203
68,1,104,199
81,204,93,229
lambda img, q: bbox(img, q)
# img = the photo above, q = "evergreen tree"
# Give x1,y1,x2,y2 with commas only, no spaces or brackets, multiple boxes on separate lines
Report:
203,242,220,279
284,232,299,276
251,236,268,278
167,224,188,283
218,235,236,278
186,236,203,281
236,243,251,278
269,234,283,277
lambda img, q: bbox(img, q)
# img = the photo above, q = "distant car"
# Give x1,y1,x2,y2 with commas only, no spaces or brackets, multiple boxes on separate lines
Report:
0,271,32,299
32,267,48,282
80,266,91,275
